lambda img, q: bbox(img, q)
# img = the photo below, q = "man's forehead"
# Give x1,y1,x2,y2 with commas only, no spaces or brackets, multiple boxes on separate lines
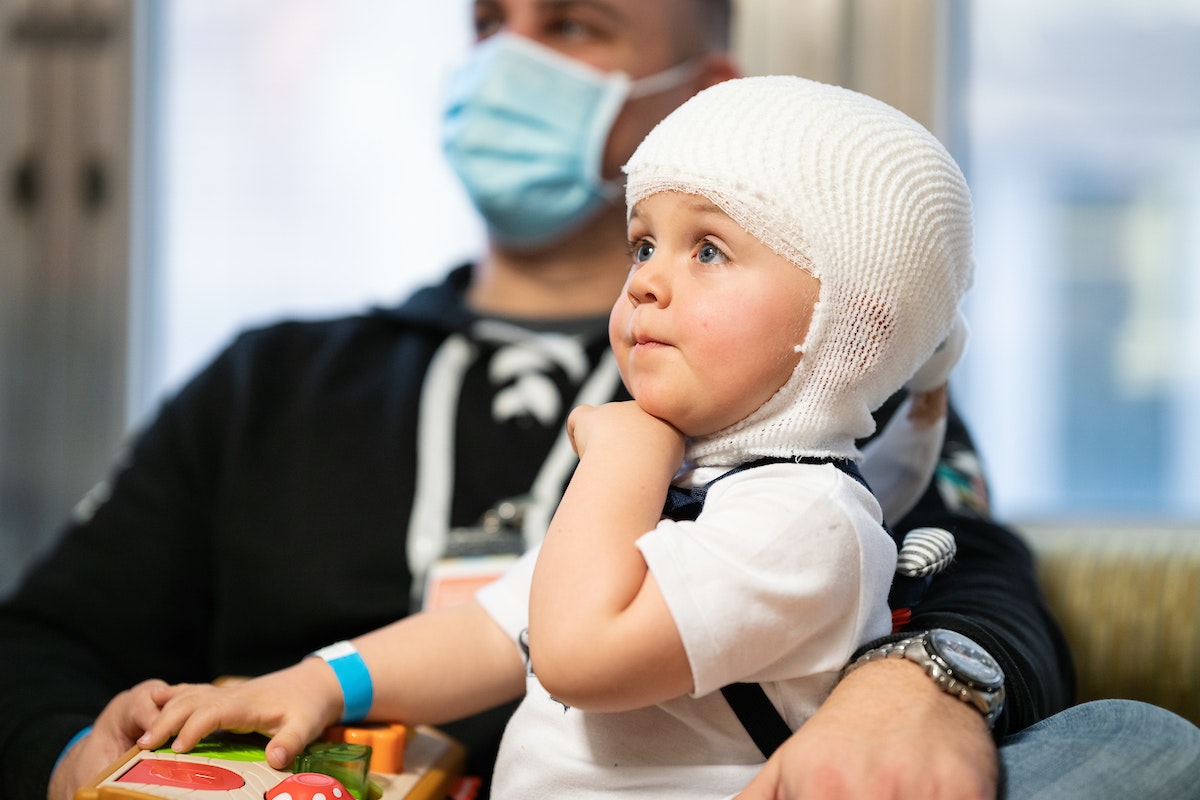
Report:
536,0,626,17
474,0,672,24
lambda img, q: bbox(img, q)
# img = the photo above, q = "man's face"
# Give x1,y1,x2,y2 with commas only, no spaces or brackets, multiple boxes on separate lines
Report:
470,0,719,179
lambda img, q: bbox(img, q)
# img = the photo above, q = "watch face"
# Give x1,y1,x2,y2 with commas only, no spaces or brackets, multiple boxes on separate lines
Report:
929,629,1004,688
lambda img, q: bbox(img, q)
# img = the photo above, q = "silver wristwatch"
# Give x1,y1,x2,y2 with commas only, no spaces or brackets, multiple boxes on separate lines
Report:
844,628,1006,727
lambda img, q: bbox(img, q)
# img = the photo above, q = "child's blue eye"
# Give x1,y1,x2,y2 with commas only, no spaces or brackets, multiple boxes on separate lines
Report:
697,241,727,264
634,241,655,262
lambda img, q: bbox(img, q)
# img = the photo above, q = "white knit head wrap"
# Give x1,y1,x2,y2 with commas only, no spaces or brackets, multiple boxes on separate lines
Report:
624,76,974,468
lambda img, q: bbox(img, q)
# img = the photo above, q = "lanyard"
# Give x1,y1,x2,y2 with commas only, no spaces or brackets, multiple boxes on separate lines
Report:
405,324,621,603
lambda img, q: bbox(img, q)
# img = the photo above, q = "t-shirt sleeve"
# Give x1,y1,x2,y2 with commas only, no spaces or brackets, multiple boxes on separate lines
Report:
475,545,539,645
637,465,896,697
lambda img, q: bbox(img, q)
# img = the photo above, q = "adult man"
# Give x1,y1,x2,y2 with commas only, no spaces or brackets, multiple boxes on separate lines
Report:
2,1,1196,799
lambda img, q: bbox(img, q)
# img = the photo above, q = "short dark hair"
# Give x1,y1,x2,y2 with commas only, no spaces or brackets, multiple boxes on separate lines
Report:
674,0,731,55
697,0,732,50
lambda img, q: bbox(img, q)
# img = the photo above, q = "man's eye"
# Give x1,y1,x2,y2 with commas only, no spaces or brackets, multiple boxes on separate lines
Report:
472,12,503,40
547,15,605,42
697,241,727,264
552,18,589,38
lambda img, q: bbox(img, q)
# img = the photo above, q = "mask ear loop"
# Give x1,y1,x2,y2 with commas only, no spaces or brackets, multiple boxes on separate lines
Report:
627,56,708,100
582,73,633,200
592,58,709,201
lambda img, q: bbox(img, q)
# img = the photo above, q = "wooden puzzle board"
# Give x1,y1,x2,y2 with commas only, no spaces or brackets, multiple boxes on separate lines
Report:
76,726,464,800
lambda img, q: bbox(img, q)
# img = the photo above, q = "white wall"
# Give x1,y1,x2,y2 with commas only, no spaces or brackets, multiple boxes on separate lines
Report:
136,1,484,421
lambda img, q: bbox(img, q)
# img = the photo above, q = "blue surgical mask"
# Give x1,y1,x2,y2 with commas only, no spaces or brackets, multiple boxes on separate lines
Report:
441,34,701,248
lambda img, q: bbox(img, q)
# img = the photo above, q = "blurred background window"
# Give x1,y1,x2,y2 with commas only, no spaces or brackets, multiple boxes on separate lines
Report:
138,0,482,417
954,0,1200,520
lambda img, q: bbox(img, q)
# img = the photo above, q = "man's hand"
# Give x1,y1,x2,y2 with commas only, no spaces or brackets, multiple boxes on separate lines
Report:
735,659,998,800
47,678,169,800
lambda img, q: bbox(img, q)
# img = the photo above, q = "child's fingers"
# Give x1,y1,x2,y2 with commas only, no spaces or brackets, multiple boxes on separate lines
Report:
170,702,230,754
134,674,327,768
136,710,181,750
265,726,311,770
135,685,217,751
135,689,186,749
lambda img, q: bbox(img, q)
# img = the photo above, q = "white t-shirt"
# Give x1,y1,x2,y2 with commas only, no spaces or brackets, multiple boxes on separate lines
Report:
477,460,896,799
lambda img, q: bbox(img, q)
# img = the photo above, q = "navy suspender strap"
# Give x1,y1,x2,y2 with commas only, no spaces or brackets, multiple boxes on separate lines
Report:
660,456,868,760
719,681,796,761
661,455,862,522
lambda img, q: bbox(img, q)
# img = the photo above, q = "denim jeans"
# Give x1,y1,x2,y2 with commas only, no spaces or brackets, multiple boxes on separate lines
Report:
1000,700,1200,799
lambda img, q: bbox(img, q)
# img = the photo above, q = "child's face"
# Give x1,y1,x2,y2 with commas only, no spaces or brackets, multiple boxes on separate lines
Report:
611,191,820,438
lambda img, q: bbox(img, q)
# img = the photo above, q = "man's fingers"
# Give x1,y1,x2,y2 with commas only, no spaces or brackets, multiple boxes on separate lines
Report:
146,680,176,707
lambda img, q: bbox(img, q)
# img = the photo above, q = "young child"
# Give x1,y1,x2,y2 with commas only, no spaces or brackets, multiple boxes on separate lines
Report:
138,76,973,798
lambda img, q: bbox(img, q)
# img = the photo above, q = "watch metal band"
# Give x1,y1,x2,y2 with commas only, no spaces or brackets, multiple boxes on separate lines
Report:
843,631,1005,728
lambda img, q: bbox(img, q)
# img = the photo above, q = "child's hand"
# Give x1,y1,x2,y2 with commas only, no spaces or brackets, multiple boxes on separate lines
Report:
136,658,343,769
567,401,685,472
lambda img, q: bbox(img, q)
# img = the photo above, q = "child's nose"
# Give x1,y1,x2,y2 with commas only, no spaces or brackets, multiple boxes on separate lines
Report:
628,259,670,307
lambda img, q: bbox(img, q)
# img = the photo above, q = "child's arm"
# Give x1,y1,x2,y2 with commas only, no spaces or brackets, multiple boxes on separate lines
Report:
137,600,526,769
528,401,691,712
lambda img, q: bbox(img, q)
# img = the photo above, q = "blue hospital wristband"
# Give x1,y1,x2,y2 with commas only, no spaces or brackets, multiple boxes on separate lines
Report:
312,641,373,722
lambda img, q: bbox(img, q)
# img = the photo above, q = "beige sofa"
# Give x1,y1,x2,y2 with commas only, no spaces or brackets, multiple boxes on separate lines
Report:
1020,523,1200,726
